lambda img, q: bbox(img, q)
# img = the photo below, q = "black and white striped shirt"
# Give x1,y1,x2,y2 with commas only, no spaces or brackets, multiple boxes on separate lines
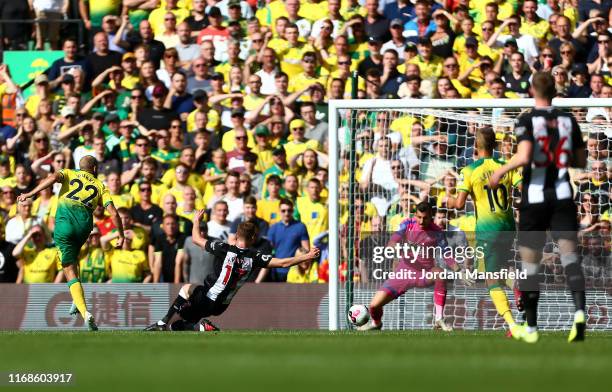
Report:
515,107,585,204
203,240,272,305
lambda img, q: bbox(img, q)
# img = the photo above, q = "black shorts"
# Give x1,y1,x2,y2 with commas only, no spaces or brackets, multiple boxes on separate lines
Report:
179,285,229,323
518,199,578,248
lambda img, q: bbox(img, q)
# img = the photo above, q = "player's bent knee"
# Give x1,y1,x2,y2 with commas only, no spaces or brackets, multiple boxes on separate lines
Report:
179,284,193,299
62,263,78,280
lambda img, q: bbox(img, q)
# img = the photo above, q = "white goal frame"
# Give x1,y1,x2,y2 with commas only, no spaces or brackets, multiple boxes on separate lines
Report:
327,98,612,331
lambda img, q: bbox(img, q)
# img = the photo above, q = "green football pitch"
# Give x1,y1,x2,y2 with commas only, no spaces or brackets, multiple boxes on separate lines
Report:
1,330,611,392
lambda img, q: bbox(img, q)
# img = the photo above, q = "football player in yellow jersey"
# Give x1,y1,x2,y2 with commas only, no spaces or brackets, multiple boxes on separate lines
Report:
13,225,61,283
17,156,125,331
446,127,523,339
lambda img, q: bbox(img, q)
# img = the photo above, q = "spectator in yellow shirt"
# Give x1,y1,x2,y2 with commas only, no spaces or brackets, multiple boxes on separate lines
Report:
107,171,134,210
296,178,328,246
106,235,151,283
14,225,60,284
458,36,485,87
244,75,266,111
283,119,321,162
165,163,203,208
25,75,55,117
256,174,282,224
148,0,190,36
251,125,275,173
161,147,206,195
408,37,443,80
453,16,477,58
288,52,330,99
520,0,550,43
177,186,200,220
278,24,315,79
102,207,149,252
286,247,319,283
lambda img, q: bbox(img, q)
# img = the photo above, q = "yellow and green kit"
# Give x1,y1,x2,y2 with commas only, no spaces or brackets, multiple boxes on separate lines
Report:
54,169,113,266
457,157,522,272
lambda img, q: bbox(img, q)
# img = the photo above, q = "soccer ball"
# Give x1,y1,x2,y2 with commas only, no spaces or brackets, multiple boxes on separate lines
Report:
347,304,370,327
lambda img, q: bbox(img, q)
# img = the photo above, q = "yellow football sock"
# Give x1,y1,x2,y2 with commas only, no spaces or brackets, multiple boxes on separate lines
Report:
490,287,515,325
68,279,88,317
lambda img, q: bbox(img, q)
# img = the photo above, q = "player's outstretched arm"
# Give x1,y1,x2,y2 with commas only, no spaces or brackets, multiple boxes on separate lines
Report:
105,203,126,248
192,210,208,249
490,141,532,188
268,247,321,268
17,172,60,203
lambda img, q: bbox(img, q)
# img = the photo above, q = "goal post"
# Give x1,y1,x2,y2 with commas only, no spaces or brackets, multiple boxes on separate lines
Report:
327,98,612,331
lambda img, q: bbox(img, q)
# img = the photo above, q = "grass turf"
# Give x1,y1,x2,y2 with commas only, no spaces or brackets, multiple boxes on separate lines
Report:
1,330,610,392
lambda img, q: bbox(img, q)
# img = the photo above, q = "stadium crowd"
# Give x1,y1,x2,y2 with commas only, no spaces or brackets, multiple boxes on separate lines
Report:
0,0,609,286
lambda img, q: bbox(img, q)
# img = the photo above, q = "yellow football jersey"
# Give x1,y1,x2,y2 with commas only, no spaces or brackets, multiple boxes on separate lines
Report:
457,157,521,232
57,169,112,211
256,198,281,224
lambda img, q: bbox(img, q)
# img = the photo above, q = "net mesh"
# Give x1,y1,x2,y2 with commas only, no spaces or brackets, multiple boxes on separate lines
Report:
334,105,612,331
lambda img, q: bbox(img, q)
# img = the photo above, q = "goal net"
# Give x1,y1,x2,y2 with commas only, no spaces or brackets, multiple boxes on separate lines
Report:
327,99,612,331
